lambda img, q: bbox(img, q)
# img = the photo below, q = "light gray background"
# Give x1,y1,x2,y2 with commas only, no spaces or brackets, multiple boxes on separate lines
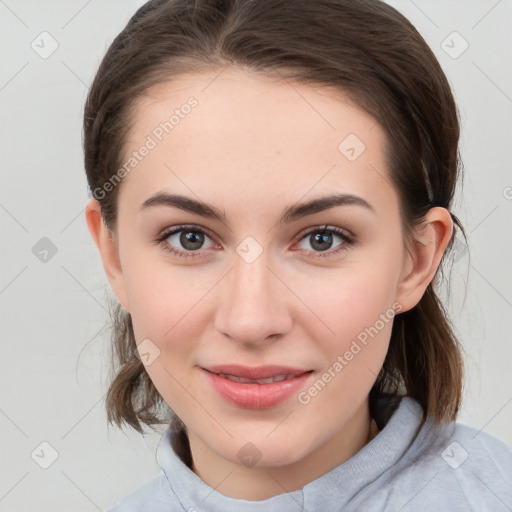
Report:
1,0,511,510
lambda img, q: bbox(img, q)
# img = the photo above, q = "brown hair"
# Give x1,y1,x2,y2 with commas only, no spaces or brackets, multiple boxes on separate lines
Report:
83,0,465,435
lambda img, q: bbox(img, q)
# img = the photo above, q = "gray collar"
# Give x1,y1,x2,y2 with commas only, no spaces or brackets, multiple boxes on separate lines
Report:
155,396,427,511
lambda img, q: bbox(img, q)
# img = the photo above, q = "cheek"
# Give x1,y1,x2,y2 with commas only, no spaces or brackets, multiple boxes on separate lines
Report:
298,265,398,342
292,264,398,405
123,265,207,414
124,260,213,353
296,272,395,417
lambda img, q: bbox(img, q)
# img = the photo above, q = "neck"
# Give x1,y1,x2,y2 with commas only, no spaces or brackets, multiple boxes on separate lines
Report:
187,399,377,501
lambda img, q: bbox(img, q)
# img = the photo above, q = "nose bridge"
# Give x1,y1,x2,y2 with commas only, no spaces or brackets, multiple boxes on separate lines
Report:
214,243,291,344
233,247,271,301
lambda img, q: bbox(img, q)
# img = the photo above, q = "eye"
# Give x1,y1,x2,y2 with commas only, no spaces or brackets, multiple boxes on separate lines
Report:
295,225,353,257
154,224,354,260
154,225,216,258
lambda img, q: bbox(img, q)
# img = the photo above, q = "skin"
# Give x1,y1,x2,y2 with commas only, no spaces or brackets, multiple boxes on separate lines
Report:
85,67,453,500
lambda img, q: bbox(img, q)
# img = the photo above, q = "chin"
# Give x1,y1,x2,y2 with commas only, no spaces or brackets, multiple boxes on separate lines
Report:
215,431,313,469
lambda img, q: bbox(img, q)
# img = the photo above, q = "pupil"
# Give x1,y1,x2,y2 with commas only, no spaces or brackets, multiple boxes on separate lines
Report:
312,232,332,251
182,231,203,250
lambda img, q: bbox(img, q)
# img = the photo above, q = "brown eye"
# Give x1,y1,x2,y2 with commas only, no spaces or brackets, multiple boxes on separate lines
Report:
296,226,353,257
176,230,206,251
155,225,216,258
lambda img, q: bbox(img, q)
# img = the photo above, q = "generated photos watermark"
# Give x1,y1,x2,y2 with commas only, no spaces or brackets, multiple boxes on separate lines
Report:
92,96,198,201
297,301,403,405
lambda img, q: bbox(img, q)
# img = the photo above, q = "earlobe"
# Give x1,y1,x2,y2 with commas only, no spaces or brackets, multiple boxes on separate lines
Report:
396,207,454,312
85,198,130,313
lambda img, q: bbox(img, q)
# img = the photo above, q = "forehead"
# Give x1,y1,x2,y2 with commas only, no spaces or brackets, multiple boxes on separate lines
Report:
118,67,394,216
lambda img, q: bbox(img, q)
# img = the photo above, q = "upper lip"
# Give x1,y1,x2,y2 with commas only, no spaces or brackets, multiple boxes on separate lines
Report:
202,364,312,380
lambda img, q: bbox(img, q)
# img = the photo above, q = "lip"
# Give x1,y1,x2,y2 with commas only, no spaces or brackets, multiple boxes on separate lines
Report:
201,365,314,409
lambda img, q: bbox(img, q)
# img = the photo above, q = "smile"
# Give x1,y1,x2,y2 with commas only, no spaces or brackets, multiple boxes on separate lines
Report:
201,366,314,409
214,373,304,384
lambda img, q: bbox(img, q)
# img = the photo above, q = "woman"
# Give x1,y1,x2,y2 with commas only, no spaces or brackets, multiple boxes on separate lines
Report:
83,0,512,510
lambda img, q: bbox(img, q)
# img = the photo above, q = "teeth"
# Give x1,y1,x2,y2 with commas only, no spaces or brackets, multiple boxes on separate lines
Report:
218,373,297,384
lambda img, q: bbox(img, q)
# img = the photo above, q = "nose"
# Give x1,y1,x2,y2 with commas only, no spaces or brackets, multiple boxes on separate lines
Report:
213,248,293,347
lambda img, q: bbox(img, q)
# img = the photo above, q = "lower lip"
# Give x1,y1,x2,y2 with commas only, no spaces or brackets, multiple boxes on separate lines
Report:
202,369,313,409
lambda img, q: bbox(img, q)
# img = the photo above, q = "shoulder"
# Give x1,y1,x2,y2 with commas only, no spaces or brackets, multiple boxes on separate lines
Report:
443,422,512,505
380,418,512,511
421,420,512,482
447,421,512,473
105,470,182,512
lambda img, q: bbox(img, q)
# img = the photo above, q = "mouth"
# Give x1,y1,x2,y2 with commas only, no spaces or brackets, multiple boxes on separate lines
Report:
210,372,309,384
201,365,314,409
202,364,313,381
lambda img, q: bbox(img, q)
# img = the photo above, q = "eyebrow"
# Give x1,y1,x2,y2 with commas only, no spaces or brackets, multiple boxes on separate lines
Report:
139,192,374,224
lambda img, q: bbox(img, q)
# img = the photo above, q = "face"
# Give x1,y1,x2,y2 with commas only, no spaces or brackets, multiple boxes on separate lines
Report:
92,67,427,471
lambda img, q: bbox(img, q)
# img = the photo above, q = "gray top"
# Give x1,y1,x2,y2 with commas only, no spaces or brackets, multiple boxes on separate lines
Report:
106,396,512,511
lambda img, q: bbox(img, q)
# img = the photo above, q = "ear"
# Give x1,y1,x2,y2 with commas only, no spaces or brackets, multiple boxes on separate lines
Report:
85,198,130,313
396,207,454,312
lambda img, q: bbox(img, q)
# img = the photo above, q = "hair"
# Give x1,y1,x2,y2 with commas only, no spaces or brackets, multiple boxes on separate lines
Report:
83,0,466,436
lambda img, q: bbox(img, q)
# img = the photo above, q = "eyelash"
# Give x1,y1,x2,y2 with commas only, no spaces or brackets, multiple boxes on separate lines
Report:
153,224,354,259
